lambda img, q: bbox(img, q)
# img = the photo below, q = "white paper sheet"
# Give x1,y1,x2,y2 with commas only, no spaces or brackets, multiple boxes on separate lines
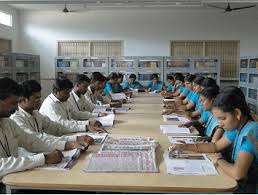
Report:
163,98,176,102
168,136,202,144
92,106,114,114
95,114,115,128
160,125,190,134
164,152,218,176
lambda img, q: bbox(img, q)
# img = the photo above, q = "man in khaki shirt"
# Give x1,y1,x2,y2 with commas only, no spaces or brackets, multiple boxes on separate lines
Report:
0,78,92,181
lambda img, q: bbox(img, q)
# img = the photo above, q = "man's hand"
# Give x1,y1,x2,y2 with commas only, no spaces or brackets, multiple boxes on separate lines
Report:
77,135,94,145
44,150,63,164
98,112,108,117
65,141,89,151
87,119,108,133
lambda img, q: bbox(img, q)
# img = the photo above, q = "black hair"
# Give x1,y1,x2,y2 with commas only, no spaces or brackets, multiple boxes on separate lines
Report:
91,72,107,82
200,77,217,88
108,72,118,80
151,73,159,80
213,88,250,117
174,73,184,82
185,74,196,82
53,77,73,93
167,75,174,81
200,86,220,100
0,77,22,100
220,86,245,99
193,76,205,85
75,74,90,84
21,80,41,99
129,74,137,80
117,73,123,79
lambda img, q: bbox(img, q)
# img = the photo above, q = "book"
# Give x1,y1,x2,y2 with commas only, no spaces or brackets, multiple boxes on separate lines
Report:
162,115,190,122
111,93,126,101
164,151,218,176
74,132,108,144
95,114,115,128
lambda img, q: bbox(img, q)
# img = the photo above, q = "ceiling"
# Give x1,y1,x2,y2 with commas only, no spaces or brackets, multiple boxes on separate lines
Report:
1,0,258,11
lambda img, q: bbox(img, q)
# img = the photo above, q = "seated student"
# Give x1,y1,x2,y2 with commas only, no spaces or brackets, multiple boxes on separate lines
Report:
123,74,144,91
165,75,175,92
169,88,258,193
112,73,124,93
176,74,195,100
0,77,84,179
11,80,94,147
68,74,106,117
179,86,223,143
40,77,106,133
187,77,217,119
104,72,119,96
146,73,164,93
163,73,185,98
84,72,121,112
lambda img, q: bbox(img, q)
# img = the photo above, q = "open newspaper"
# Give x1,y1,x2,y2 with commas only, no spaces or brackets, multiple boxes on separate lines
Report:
84,150,158,173
100,136,158,152
168,135,208,144
164,151,218,176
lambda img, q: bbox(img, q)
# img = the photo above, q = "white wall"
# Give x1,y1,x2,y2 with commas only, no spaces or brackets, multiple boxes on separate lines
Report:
18,8,258,80
0,5,20,51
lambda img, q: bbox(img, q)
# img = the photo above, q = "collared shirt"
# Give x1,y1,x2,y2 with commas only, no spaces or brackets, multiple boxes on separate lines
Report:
11,107,77,143
0,118,64,179
39,93,89,132
84,86,111,112
68,90,98,118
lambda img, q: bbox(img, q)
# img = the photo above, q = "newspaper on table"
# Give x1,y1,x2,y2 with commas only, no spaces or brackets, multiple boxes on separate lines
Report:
113,107,129,113
111,93,126,101
95,114,115,128
92,106,114,114
164,151,218,176
75,132,108,144
162,115,190,122
84,150,158,173
160,125,190,135
35,149,81,171
100,136,158,152
168,135,203,144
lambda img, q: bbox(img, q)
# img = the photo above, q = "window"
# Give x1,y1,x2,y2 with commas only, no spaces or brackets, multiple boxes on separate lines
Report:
171,40,240,78
0,11,12,27
58,41,123,57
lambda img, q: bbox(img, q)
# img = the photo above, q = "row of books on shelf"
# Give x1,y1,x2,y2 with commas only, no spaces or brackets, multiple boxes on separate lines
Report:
240,58,258,68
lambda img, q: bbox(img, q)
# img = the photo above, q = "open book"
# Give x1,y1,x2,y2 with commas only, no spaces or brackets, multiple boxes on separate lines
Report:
164,151,218,176
92,106,114,114
74,132,108,144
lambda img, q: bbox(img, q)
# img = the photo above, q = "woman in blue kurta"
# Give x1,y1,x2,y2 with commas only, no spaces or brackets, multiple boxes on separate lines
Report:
104,72,118,96
146,73,164,93
170,88,258,193
179,86,223,143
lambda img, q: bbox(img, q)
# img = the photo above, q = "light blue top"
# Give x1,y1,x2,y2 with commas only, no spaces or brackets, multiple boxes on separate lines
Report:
147,80,164,92
104,82,113,95
190,92,200,106
166,83,174,92
181,87,190,97
185,90,194,102
200,110,211,123
204,112,219,137
123,81,144,90
224,121,258,164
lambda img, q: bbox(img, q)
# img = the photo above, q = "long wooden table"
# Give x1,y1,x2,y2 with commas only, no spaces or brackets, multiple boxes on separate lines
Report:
3,93,237,193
